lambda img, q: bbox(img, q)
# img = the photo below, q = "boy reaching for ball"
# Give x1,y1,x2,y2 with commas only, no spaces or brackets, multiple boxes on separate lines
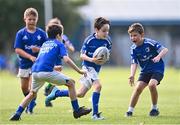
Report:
45,17,112,120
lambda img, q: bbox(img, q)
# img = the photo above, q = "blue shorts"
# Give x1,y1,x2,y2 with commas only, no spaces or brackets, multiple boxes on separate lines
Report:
138,72,164,85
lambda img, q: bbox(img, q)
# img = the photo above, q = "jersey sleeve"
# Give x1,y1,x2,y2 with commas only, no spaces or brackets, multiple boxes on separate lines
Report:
14,31,24,49
130,48,138,64
107,36,112,51
153,41,165,53
55,56,62,65
80,41,87,54
59,43,68,57
63,35,73,48
42,32,48,43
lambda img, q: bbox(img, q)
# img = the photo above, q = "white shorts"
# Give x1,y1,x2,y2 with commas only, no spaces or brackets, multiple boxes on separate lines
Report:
17,68,31,78
32,71,71,93
79,66,99,89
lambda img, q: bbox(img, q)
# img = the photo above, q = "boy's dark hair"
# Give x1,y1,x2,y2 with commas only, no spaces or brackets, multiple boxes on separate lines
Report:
94,17,110,30
46,24,63,39
128,23,144,34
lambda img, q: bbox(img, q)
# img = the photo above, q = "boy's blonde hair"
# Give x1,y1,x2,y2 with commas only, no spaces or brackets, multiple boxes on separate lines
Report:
24,7,38,19
128,23,144,34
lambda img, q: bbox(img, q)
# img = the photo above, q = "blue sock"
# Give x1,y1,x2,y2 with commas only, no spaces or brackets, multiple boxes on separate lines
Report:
92,92,100,115
16,106,24,115
55,90,69,97
71,99,79,111
28,98,36,112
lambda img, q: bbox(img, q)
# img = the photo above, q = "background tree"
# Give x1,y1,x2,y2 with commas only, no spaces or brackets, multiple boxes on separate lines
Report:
0,0,88,56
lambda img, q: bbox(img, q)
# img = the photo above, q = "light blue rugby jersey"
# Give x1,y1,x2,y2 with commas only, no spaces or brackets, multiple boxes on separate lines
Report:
81,33,112,73
32,39,67,72
130,38,165,74
14,27,47,69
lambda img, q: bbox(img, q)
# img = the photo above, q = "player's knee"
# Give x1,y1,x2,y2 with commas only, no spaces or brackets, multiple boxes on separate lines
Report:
148,83,156,90
135,87,143,94
94,83,102,92
66,79,75,87
29,91,37,98
77,92,85,98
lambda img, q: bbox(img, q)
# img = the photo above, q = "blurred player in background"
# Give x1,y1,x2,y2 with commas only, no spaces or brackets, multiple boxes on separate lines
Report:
46,17,112,120
14,7,47,114
10,23,91,121
125,23,168,117
44,18,75,107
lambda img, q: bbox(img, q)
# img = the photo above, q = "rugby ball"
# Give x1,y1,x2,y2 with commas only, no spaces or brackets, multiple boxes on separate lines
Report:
93,46,110,65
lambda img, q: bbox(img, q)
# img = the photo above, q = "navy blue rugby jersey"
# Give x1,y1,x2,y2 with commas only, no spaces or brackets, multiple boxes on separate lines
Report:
81,33,112,73
130,38,165,74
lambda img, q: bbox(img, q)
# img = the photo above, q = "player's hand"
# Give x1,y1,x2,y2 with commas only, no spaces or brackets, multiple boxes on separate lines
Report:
54,66,62,72
128,76,135,86
152,56,160,63
31,46,40,53
30,56,36,62
79,70,87,77
92,57,104,64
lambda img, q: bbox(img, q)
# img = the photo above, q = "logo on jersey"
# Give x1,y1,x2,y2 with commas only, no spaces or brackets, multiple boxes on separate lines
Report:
40,41,57,54
37,35,41,40
22,35,28,40
145,47,150,52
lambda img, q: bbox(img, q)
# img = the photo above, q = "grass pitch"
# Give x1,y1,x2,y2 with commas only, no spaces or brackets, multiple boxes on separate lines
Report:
0,67,180,125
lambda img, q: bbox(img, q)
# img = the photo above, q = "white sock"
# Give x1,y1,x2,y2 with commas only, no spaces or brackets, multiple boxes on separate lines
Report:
128,107,134,112
152,105,158,110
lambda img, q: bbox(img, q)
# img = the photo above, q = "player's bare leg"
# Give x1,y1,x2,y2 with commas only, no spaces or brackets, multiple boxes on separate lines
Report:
66,80,77,100
126,81,147,116
148,79,158,106
148,79,159,116
76,84,88,98
129,81,147,107
9,91,36,121
20,77,30,95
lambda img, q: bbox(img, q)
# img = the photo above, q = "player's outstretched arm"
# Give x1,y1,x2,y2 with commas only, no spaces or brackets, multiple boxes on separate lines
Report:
63,56,86,75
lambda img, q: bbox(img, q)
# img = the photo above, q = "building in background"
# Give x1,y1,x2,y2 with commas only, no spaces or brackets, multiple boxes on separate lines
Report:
78,0,180,66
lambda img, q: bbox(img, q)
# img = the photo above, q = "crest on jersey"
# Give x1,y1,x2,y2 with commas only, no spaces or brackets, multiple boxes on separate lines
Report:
145,47,150,52
37,35,41,40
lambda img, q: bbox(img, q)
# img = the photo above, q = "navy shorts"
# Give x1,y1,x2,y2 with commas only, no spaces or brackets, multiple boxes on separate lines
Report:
138,72,164,85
